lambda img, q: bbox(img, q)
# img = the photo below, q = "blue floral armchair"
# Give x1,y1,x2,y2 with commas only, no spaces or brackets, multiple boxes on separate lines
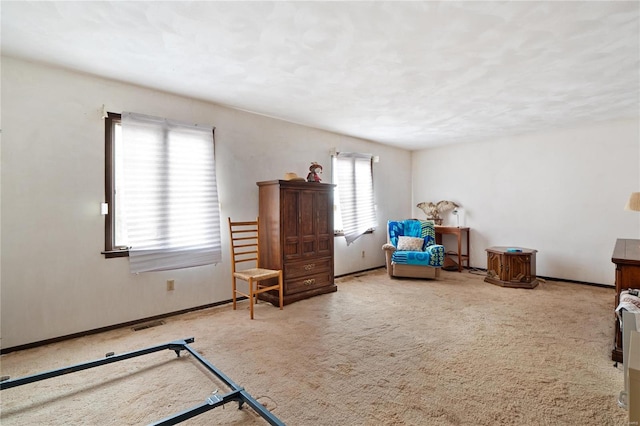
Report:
382,219,445,279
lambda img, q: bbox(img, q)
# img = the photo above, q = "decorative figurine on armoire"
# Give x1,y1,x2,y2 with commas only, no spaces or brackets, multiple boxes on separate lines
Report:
307,162,323,182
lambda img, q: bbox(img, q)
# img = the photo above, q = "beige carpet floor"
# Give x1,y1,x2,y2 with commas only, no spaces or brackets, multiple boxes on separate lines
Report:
0,268,628,425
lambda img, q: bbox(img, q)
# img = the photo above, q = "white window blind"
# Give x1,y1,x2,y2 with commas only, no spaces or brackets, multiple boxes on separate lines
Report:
121,112,221,273
334,152,377,245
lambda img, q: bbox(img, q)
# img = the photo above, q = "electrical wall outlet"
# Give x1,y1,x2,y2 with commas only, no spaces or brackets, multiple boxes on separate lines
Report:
166,279,175,291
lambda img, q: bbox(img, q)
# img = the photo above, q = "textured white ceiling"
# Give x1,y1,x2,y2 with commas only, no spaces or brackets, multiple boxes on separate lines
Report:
2,1,639,150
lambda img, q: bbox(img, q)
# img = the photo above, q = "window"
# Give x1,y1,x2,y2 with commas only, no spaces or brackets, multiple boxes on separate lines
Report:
333,152,377,245
104,112,222,273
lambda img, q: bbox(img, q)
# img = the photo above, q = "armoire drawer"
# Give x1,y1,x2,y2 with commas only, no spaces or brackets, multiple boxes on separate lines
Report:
286,271,333,295
285,257,332,279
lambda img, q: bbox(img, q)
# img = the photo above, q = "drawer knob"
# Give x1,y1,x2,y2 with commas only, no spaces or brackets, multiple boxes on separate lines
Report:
303,279,316,286
304,263,315,271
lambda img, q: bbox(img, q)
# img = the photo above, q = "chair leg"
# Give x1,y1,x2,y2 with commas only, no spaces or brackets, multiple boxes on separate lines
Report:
249,278,255,320
278,272,283,310
232,277,237,311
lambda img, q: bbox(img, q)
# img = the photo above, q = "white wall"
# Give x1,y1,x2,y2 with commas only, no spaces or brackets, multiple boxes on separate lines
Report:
412,119,640,285
1,57,410,349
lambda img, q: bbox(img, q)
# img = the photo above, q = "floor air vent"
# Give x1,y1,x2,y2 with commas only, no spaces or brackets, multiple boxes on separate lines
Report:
132,320,165,331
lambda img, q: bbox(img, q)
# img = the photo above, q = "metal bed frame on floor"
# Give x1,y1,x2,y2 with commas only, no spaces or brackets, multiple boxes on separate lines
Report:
0,337,285,426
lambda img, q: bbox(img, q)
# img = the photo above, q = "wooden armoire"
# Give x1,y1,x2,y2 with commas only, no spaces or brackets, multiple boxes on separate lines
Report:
256,180,336,305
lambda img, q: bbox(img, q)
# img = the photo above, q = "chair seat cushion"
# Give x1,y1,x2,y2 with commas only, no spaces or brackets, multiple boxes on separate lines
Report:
392,244,445,267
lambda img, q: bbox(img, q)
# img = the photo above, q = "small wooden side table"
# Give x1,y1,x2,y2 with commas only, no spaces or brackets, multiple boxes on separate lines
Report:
435,226,470,272
485,246,538,289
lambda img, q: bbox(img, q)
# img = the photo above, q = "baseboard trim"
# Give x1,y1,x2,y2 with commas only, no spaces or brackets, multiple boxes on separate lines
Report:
0,297,245,355
335,265,386,279
467,266,613,289
538,275,613,289
338,265,614,288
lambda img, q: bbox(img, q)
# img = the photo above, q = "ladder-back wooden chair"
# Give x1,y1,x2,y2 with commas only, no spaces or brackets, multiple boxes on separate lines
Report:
228,218,283,319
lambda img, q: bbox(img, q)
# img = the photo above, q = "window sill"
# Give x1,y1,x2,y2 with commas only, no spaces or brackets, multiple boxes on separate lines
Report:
334,229,374,237
102,249,129,258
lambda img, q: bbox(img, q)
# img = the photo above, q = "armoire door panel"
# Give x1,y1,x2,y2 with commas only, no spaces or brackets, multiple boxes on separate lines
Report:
316,193,330,231
299,190,316,238
302,240,317,256
317,236,331,256
283,239,300,259
282,190,300,240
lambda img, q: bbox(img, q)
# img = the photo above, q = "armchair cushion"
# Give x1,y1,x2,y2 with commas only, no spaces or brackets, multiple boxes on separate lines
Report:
397,236,425,251
392,244,445,267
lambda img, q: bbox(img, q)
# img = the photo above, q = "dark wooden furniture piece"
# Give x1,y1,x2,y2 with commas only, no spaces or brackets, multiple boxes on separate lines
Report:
257,180,336,305
435,226,470,272
484,246,538,289
612,238,640,362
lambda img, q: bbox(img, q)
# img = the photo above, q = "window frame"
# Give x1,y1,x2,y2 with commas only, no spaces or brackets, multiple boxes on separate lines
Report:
332,153,376,238
104,112,128,258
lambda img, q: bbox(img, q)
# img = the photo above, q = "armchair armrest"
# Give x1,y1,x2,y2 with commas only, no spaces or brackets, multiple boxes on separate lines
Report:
382,243,396,277
424,244,446,267
382,243,396,252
